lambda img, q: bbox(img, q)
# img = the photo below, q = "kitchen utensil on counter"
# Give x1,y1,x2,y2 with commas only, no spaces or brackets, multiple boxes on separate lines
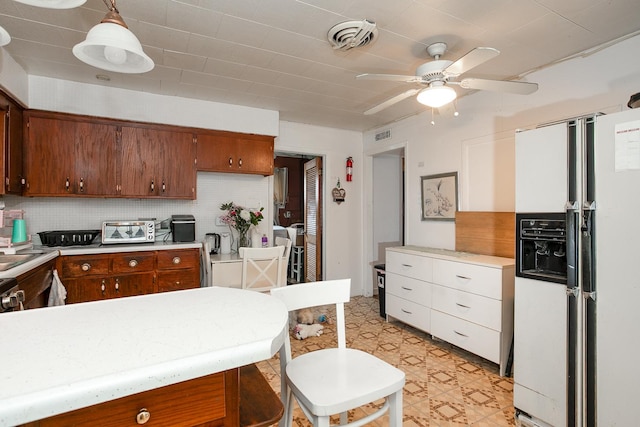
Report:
220,232,231,254
205,233,221,254
11,219,27,243
39,230,101,247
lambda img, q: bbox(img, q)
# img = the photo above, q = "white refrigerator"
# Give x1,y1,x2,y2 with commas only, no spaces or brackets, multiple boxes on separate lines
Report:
513,108,640,427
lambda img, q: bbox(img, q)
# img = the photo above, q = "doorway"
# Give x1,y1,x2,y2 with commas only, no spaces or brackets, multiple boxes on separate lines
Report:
273,153,323,283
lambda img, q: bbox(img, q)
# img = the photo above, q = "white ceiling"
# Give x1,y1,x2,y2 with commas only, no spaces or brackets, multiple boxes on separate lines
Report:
1,0,639,132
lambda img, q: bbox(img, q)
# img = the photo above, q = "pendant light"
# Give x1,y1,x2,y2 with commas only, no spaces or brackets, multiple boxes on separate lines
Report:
416,81,457,108
12,0,86,8
73,0,154,74
0,25,10,47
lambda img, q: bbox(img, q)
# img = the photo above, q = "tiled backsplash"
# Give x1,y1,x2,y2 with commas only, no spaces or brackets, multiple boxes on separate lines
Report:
3,173,270,244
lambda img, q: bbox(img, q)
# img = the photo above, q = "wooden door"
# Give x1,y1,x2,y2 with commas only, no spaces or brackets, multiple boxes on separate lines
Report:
156,130,195,198
120,126,158,197
304,157,322,282
112,273,156,298
0,93,23,195
234,137,274,175
24,115,76,195
196,132,274,175
74,121,118,196
64,277,110,304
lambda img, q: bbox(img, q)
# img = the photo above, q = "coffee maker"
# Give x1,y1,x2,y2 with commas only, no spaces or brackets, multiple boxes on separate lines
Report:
205,233,221,254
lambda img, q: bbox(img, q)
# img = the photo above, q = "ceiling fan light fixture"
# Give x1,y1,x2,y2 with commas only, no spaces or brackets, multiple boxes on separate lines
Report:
72,2,154,74
417,83,457,108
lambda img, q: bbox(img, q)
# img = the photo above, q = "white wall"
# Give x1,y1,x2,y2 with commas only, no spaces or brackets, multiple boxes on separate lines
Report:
0,48,28,104
363,33,640,272
276,121,364,295
372,154,402,258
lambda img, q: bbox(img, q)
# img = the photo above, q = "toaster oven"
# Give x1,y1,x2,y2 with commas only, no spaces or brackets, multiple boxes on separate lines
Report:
102,220,155,245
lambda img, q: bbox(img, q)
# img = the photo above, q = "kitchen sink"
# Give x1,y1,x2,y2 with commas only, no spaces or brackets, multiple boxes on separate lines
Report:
0,254,39,272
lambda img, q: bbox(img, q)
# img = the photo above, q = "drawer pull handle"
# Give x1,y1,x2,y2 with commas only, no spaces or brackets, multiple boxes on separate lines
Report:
455,303,470,309
136,408,151,424
101,279,106,295
81,263,91,272
454,330,468,338
172,256,181,265
129,259,139,268
401,309,412,314
115,279,120,292
456,275,471,280
401,263,413,268
401,286,413,291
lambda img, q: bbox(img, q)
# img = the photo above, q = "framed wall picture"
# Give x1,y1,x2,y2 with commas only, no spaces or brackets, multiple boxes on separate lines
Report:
421,172,458,220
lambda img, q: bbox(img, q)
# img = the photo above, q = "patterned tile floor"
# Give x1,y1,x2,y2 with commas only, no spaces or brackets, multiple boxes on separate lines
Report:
256,295,515,426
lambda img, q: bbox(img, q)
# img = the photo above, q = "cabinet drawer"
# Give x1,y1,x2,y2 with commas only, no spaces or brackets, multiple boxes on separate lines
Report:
59,255,110,278
431,310,501,364
386,294,430,332
157,249,199,270
157,271,199,292
386,272,431,308
431,284,502,331
433,259,503,299
112,252,155,273
386,250,433,281
33,371,231,427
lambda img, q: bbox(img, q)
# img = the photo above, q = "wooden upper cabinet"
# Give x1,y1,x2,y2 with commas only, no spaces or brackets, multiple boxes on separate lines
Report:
196,131,274,176
120,126,196,199
23,112,118,196
0,91,24,195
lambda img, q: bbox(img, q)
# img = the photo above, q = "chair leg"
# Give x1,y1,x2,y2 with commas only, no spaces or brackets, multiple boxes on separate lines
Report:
388,389,403,426
339,411,348,425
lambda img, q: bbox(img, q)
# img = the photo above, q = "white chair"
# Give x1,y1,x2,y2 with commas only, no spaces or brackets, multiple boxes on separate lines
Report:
271,279,405,427
239,246,285,292
275,236,292,286
200,240,212,287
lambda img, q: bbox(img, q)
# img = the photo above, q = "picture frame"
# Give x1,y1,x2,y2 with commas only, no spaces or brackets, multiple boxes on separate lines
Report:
421,172,458,221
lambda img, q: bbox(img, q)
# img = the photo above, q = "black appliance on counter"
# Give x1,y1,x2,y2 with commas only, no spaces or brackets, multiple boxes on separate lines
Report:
171,215,196,242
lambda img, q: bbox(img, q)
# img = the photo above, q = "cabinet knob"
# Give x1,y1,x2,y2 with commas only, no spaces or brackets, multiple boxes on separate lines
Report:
79,177,84,192
81,263,91,272
150,180,155,192
172,256,181,265
101,279,106,294
162,180,166,193
115,278,120,292
136,408,151,425
228,157,233,166
65,177,70,192
129,259,139,268
238,157,243,167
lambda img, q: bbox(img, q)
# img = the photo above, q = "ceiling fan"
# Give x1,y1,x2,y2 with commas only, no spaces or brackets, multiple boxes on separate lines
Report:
356,42,538,115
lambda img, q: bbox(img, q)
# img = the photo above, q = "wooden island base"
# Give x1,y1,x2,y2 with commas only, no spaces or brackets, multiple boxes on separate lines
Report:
22,364,282,427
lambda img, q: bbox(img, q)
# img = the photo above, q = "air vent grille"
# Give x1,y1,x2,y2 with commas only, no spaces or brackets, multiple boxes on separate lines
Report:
375,129,391,141
327,19,378,51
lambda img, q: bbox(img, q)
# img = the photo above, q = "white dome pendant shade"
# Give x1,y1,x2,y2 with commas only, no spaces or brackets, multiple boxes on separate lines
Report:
73,6,154,74
0,25,11,47
416,81,457,108
13,0,86,9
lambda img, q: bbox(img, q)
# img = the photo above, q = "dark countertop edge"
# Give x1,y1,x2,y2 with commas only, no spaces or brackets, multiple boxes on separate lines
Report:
0,242,203,278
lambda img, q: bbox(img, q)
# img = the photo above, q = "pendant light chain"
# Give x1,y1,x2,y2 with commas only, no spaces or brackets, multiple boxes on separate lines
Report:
102,0,118,13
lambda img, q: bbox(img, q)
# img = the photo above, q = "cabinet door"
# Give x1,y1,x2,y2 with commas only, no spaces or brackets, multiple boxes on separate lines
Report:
65,277,110,304
112,272,156,298
196,132,274,175
120,126,196,199
24,115,76,195
75,121,119,196
17,259,54,309
0,93,23,195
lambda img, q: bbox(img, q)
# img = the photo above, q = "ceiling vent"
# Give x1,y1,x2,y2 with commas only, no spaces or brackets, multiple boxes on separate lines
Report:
327,19,378,51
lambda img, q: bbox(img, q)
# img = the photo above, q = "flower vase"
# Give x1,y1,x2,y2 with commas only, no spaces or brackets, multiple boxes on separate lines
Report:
237,231,250,250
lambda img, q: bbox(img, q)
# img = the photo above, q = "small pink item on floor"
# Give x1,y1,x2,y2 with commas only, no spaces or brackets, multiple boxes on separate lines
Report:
293,323,323,340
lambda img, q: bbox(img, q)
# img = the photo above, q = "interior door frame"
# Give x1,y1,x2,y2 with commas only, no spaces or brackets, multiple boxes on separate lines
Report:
271,152,325,282
363,140,408,296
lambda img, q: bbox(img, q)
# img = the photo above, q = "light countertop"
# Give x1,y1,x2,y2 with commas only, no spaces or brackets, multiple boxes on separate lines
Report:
0,287,288,426
388,245,515,268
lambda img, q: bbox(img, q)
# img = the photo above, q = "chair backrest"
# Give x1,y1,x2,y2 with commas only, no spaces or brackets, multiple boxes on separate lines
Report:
239,246,285,292
270,279,351,349
201,240,212,287
275,237,292,286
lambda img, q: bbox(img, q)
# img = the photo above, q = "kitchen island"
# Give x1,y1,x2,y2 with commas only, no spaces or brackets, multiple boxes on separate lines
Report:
0,286,288,426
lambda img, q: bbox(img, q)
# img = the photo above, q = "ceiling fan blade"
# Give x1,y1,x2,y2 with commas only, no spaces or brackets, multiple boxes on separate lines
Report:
356,73,421,83
459,78,538,94
364,89,421,115
444,47,500,76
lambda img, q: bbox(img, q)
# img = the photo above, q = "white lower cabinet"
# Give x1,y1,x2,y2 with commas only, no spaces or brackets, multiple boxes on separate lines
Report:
386,246,514,376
